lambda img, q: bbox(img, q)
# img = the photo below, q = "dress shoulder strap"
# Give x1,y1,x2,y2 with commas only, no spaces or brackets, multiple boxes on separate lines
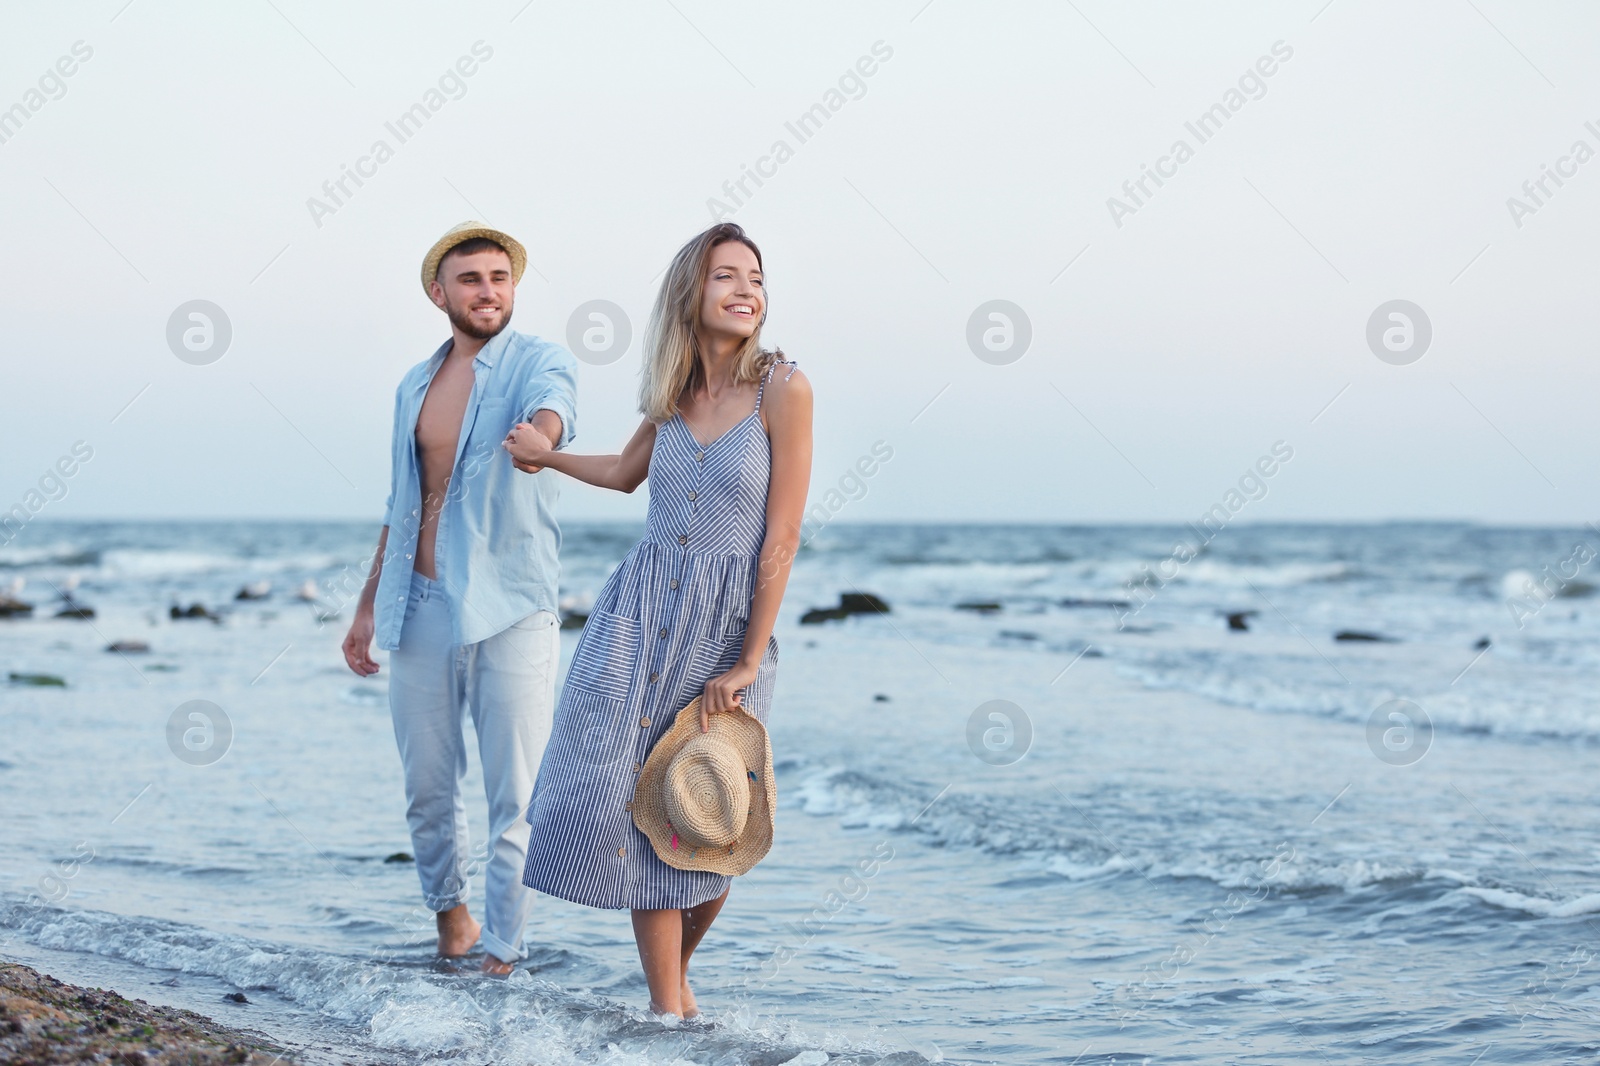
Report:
754,357,798,413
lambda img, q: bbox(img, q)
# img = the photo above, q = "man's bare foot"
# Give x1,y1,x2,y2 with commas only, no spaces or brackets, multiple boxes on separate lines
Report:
680,976,698,1020
436,904,480,958
480,955,514,977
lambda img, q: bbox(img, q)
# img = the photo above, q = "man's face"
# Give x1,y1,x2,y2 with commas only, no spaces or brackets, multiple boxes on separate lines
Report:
430,248,515,339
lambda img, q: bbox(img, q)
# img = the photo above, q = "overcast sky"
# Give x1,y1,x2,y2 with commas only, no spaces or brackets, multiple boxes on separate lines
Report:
3,0,1598,525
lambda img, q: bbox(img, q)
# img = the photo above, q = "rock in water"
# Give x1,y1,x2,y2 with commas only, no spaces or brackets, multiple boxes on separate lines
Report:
1225,611,1257,631
800,606,849,624
171,603,218,621
801,593,892,624
9,672,66,687
560,610,588,630
235,581,271,601
0,595,35,617
384,852,415,863
55,604,95,619
956,601,1003,614
1473,636,1491,650
223,992,249,1004
1334,630,1397,643
839,592,890,615
107,640,152,653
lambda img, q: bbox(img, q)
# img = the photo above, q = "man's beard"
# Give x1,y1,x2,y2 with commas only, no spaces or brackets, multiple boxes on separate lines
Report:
446,299,512,340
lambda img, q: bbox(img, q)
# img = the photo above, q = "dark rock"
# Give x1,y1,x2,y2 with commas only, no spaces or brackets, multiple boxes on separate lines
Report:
222,992,249,1004
872,694,890,702
107,640,151,653
559,611,588,630
800,606,850,624
1081,647,1105,658
170,603,218,621
9,672,66,687
1225,610,1257,632
384,852,414,864
999,630,1039,641
956,601,1003,614
838,592,890,615
1334,630,1397,643
55,605,95,619
234,582,271,601
1473,637,1491,650
801,593,891,624
0,596,35,617
1059,598,1132,609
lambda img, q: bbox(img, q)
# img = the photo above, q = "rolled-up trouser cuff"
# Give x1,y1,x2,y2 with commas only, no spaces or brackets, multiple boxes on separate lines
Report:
424,890,468,913
479,927,524,964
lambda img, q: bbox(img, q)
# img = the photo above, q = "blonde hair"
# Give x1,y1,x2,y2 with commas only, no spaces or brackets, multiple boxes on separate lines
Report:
639,222,780,421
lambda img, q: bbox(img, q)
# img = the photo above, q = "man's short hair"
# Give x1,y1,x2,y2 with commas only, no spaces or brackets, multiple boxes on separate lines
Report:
437,237,511,278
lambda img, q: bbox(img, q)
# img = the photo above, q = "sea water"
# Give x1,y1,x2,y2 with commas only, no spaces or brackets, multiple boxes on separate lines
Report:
3,520,1599,1063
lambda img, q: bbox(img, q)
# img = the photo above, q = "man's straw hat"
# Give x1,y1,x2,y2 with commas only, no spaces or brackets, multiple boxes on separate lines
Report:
633,698,776,876
420,221,527,296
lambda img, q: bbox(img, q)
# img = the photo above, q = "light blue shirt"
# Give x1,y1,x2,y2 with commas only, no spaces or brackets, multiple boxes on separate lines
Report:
374,327,578,651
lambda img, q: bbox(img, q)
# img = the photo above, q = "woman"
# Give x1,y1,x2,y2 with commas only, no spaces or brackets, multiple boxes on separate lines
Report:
503,222,812,1019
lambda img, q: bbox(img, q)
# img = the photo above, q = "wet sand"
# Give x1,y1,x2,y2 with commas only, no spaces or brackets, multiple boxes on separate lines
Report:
0,963,289,1065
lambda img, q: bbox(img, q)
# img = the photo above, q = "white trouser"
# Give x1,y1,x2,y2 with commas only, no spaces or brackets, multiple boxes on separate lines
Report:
388,571,558,963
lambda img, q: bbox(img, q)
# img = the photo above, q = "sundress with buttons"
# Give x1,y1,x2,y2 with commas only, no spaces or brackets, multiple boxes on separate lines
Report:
521,358,796,910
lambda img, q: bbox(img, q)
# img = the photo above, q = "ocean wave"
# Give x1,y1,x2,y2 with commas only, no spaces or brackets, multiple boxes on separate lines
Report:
784,766,1600,914
97,549,347,578
1457,887,1600,919
1157,559,1358,588
0,900,931,1065
1112,651,1600,743
0,544,101,569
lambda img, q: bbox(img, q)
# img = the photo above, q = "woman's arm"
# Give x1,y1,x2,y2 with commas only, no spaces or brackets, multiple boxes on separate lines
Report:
504,417,657,493
701,368,814,726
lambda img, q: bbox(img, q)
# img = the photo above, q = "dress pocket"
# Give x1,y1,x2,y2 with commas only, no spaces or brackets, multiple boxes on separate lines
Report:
688,629,744,685
563,610,640,703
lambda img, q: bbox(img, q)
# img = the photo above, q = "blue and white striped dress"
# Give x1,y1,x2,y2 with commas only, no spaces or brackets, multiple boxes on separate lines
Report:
521,359,794,910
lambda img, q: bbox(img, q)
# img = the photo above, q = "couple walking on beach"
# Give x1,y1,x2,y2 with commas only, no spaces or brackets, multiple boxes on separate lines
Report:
340,220,812,1018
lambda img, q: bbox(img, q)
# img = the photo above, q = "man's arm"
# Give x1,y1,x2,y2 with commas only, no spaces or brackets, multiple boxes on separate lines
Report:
342,526,386,676
511,409,564,474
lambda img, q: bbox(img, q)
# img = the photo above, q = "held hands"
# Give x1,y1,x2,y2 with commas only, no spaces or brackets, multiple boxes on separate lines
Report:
503,422,553,474
342,609,380,677
701,658,760,731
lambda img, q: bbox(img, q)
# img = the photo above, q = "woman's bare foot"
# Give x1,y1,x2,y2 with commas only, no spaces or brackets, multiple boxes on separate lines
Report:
436,904,481,958
647,999,682,1024
679,976,699,1019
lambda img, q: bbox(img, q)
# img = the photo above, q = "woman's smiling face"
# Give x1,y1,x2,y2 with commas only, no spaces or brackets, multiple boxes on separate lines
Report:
697,241,764,341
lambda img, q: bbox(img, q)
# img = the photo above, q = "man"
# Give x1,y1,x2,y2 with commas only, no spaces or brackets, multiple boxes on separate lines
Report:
343,221,577,975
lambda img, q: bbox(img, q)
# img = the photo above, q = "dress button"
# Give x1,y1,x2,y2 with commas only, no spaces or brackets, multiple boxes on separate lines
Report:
658,627,668,639
640,716,651,728
617,847,626,857
649,671,659,683
624,801,633,812
669,579,679,590
633,762,641,773
687,490,697,501
678,534,687,546
695,452,704,462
